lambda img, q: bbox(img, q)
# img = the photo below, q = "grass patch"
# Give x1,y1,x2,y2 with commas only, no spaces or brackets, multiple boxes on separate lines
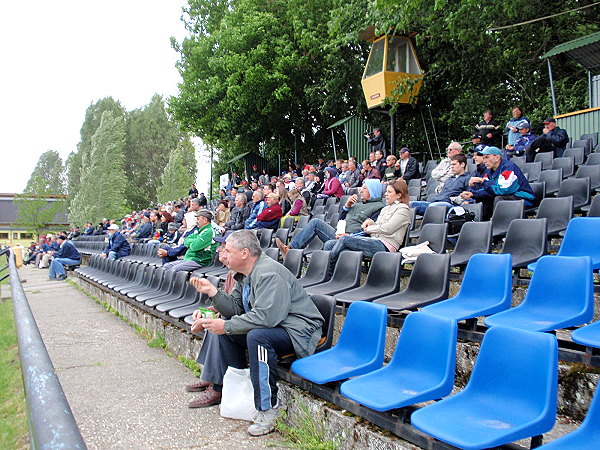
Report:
273,401,339,449
0,298,28,449
178,356,201,378
148,335,168,349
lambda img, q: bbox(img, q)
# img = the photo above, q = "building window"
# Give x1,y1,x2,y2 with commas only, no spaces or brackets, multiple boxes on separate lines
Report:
12,233,19,239
21,233,34,240
0,232,8,239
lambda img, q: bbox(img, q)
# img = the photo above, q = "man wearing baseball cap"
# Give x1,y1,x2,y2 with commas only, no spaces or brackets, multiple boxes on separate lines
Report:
460,146,535,220
504,120,537,159
525,117,569,162
163,209,218,273
101,224,131,260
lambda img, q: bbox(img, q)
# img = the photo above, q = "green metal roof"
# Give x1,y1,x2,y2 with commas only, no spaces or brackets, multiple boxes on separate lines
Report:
541,31,600,74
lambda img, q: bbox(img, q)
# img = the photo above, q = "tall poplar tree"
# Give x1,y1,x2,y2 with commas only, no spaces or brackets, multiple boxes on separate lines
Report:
69,111,130,225
156,138,197,203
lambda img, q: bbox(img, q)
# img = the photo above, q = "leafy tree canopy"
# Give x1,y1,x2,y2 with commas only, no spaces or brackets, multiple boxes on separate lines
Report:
24,150,64,194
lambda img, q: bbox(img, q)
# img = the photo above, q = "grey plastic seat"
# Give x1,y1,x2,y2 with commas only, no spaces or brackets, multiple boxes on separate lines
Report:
282,248,303,278
491,200,524,239
564,147,585,166
416,223,448,254
580,133,598,149
500,218,547,269
551,156,575,178
557,177,591,211
510,155,525,168
135,269,177,303
449,221,493,267
281,216,295,230
334,252,403,304
298,250,331,288
305,250,363,296
145,271,190,307
272,228,290,247
113,263,146,294
156,281,200,313
572,138,592,156
586,194,600,216
311,205,325,216
462,202,483,222
120,265,157,297
302,235,324,256
538,169,563,195
258,228,274,249
522,162,542,182
373,253,450,311
536,196,573,237
168,275,220,319
264,247,279,260
124,266,165,297
534,152,554,170
586,153,600,165
296,215,310,229
409,204,446,239
576,164,600,191
328,212,340,229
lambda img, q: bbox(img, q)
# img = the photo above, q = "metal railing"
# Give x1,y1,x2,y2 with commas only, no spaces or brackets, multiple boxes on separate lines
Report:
3,248,86,449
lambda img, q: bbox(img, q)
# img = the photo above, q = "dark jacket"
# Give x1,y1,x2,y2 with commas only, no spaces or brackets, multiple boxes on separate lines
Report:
104,232,131,258
225,205,251,230
56,240,81,261
400,156,421,182
475,119,502,146
134,222,153,240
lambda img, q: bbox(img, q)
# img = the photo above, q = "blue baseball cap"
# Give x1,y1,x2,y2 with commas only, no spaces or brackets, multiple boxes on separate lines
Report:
480,146,503,156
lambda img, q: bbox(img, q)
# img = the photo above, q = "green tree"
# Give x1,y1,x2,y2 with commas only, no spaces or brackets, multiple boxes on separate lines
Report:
24,150,64,194
69,111,130,225
156,138,197,203
14,178,65,239
66,97,125,207
124,94,181,210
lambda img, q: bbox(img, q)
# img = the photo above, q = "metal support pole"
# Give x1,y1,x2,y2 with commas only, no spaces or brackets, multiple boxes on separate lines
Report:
209,145,213,201
589,71,593,109
390,113,396,155
547,59,558,116
278,153,281,175
331,129,337,161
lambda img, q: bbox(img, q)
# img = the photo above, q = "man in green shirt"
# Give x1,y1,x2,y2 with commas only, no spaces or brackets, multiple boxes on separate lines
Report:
163,210,218,273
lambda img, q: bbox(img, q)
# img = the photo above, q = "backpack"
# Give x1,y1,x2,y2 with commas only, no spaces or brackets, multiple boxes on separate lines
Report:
445,206,476,235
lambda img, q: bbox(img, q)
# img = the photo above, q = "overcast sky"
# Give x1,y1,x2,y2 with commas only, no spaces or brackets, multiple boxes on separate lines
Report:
0,0,210,194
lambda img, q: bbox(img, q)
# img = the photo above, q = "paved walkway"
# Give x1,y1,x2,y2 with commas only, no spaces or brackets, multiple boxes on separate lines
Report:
19,265,281,449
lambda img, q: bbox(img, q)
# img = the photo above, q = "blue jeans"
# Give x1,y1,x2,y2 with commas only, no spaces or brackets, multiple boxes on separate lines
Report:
329,235,387,274
49,257,81,278
410,200,452,216
289,218,336,249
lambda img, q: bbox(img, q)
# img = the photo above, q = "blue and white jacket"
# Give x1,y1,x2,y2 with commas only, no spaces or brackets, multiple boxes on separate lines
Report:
471,158,535,205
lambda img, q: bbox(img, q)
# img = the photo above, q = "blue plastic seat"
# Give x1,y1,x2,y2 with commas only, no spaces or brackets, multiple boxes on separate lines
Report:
411,326,558,450
528,217,600,272
340,312,457,411
571,320,600,348
538,382,600,449
291,302,387,384
422,254,512,321
485,256,593,332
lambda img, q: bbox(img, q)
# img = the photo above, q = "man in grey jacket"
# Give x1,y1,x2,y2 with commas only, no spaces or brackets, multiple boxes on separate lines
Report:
189,230,324,436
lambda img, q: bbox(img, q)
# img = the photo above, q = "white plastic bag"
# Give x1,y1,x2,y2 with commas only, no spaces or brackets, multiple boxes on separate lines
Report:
220,367,255,421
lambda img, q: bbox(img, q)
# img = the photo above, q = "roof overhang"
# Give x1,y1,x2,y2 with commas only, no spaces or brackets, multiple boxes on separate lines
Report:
541,31,600,74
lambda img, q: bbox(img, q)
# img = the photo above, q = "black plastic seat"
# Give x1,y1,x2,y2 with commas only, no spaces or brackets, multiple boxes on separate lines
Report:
117,264,155,295
373,253,450,311
557,177,591,211
334,252,403,304
168,275,220,319
576,164,600,191
305,250,363,296
126,267,166,299
135,269,177,303
265,247,279,260
272,228,290,247
298,250,331,288
302,235,324,256
106,262,138,290
111,263,145,293
551,156,575,178
462,202,483,221
522,162,542,182
585,194,600,216
156,281,200,313
283,248,303,278
500,218,547,269
564,147,585,166
145,271,190,307
409,204,446,239
536,196,573,237
534,152,554,170
310,294,336,352
121,265,157,296
538,169,563,195
449,221,492,267
491,200,524,239
416,223,448,254
281,216,295,230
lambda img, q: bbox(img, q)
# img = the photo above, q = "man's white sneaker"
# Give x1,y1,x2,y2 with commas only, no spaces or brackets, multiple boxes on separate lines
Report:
247,402,280,436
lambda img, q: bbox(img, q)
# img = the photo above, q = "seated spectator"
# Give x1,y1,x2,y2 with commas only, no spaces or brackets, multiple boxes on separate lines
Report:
214,200,231,227
410,154,471,215
159,211,174,236
131,213,153,240
397,147,421,183
256,193,283,229
198,192,208,207
224,194,251,231
344,160,361,190
360,160,381,181
469,133,488,156
101,224,131,260
173,202,184,224
294,177,311,204
471,149,486,178
337,162,352,187
317,167,344,199
526,118,569,161
276,179,385,256
431,142,462,193
157,212,197,265
505,106,529,147
277,186,291,215
327,179,411,273
26,237,49,266
164,210,218,273
39,235,59,268
372,149,387,173
280,189,308,227
83,222,95,236
382,154,399,183
68,226,81,240
187,230,324,437
163,222,181,245
505,121,536,158
460,146,535,220
48,235,81,281
245,191,266,229
189,183,199,198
